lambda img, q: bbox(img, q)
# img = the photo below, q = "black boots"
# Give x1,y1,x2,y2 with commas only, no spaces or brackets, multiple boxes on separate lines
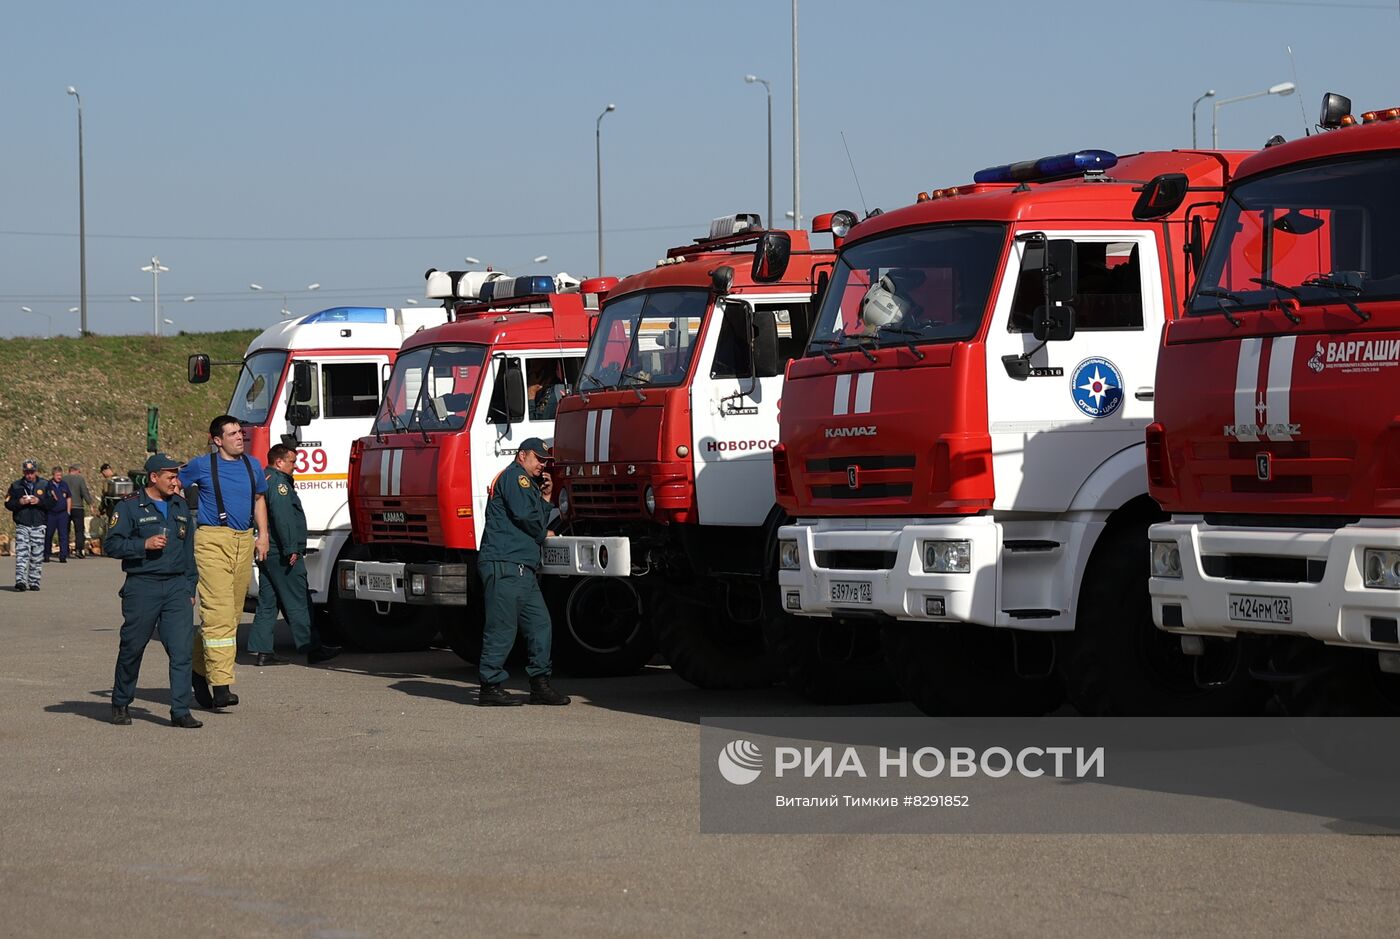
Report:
192,673,213,709
477,683,524,707
307,645,343,665
171,713,204,728
252,652,286,667
111,705,131,725
528,676,571,706
212,685,239,708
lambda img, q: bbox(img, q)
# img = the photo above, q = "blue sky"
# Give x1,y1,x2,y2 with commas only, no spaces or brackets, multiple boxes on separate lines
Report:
4,0,1398,337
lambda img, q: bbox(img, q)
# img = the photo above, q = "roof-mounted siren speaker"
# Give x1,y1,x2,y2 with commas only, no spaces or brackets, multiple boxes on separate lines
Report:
456,270,509,301
554,271,582,293
1319,92,1353,129
424,268,455,300
707,213,762,240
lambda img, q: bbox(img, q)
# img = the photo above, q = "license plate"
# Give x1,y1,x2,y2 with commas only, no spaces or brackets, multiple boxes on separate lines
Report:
1228,593,1292,625
366,573,393,593
830,581,873,604
543,545,570,567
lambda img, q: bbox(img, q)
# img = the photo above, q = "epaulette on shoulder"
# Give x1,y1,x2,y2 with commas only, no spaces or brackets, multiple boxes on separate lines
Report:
123,492,140,501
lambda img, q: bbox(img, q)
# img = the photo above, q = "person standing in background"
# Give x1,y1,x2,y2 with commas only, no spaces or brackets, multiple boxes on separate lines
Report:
66,464,93,558
6,460,55,591
43,466,72,564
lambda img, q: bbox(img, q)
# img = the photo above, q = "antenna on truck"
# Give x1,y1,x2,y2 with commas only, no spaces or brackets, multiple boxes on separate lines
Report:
1287,46,1310,137
840,131,869,218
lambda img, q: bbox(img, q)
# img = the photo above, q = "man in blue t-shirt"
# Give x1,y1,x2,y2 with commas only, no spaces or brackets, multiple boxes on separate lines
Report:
179,415,269,709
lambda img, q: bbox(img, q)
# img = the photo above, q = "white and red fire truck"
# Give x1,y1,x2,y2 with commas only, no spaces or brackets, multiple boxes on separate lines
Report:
544,215,836,687
1146,95,1400,713
337,272,619,662
189,304,451,645
772,148,1269,715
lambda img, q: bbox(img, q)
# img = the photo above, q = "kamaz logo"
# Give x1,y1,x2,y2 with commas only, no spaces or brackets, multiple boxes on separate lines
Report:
1223,423,1300,441
825,426,877,439
381,511,406,524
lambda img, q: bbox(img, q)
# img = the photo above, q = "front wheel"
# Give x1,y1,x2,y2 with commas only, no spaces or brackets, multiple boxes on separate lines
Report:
880,622,1065,716
764,613,903,704
547,576,656,677
654,593,779,690
1060,524,1269,716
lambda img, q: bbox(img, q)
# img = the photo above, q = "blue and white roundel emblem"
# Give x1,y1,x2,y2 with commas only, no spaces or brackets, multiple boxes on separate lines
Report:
1070,357,1124,419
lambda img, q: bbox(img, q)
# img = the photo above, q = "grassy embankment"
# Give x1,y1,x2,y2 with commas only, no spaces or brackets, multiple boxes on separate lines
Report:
0,331,257,537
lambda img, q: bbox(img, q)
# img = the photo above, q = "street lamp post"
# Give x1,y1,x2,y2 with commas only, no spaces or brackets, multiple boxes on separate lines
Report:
1192,89,1216,148
66,86,87,336
596,103,616,276
19,306,52,338
1213,82,1296,147
745,74,773,228
141,256,169,336
791,0,801,230
251,281,320,318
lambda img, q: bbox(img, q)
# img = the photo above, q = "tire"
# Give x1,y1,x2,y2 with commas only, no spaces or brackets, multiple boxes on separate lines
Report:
1061,524,1269,716
327,548,440,653
1275,646,1400,716
653,592,779,690
547,576,656,677
764,612,903,704
880,622,1065,716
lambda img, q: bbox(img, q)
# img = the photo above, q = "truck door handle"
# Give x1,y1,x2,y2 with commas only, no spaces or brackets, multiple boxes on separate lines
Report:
1134,387,1154,401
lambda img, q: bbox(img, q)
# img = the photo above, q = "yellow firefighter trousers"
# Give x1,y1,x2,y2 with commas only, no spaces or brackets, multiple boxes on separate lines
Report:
193,526,255,686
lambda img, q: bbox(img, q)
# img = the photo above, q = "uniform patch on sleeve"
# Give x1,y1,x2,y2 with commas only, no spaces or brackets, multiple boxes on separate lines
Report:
518,475,531,488
277,483,289,495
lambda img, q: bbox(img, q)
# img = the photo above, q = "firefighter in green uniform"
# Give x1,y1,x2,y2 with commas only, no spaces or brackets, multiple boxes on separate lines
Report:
475,437,570,707
247,444,342,666
105,454,203,728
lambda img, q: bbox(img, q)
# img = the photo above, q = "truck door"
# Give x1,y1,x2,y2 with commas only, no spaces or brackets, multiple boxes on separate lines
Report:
290,357,390,536
691,297,810,525
983,233,1164,512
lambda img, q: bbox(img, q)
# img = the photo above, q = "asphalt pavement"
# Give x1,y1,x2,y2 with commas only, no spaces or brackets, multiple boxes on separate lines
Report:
2,557,1398,938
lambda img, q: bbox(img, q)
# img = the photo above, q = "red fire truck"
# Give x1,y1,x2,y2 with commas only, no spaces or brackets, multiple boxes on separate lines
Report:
1146,95,1400,714
337,271,614,661
772,148,1269,715
545,215,836,687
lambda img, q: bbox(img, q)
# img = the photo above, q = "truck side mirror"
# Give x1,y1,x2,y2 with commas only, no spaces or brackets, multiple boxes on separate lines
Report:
1187,215,1205,275
505,361,526,422
286,404,313,427
1132,173,1189,221
291,360,314,403
751,308,780,378
752,231,792,283
187,353,211,384
1033,239,1077,342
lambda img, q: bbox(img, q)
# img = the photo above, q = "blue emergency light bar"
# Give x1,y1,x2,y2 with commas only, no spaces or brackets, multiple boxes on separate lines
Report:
972,150,1118,185
479,275,556,302
299,307,390,324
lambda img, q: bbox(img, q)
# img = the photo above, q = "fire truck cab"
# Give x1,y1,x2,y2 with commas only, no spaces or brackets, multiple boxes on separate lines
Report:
773,149,1267,715
188,305,450,632
338,271,604,657
1147,96,1400,713
545,215,835,687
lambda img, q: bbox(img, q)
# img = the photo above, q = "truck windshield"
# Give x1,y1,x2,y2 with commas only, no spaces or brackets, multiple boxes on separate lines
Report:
1191,153,1400,316
227,350,289,425
374,344,487,433
807,224,1005,355
580,289,709,390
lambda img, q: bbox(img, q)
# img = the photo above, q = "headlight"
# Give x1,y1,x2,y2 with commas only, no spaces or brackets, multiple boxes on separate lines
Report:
558,487,571,516
1150,541,1182,579
830,209,857,238
341,567,356,591
779,539,800,570
644,485,656,514
410,573,427,596
921,540,970,574
1363,549,1400,589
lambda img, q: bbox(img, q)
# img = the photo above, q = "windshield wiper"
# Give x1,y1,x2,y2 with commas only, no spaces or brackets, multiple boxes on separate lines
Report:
1195,288,1244,328
1248,277,1302,324
852,337,878,363
875,324,927,360
1302,275,1370,322
809,338,840,365
618,367,649,402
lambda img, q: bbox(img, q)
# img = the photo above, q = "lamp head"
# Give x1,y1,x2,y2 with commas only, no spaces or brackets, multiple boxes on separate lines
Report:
1270,82,1296,97
66,86,77,96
